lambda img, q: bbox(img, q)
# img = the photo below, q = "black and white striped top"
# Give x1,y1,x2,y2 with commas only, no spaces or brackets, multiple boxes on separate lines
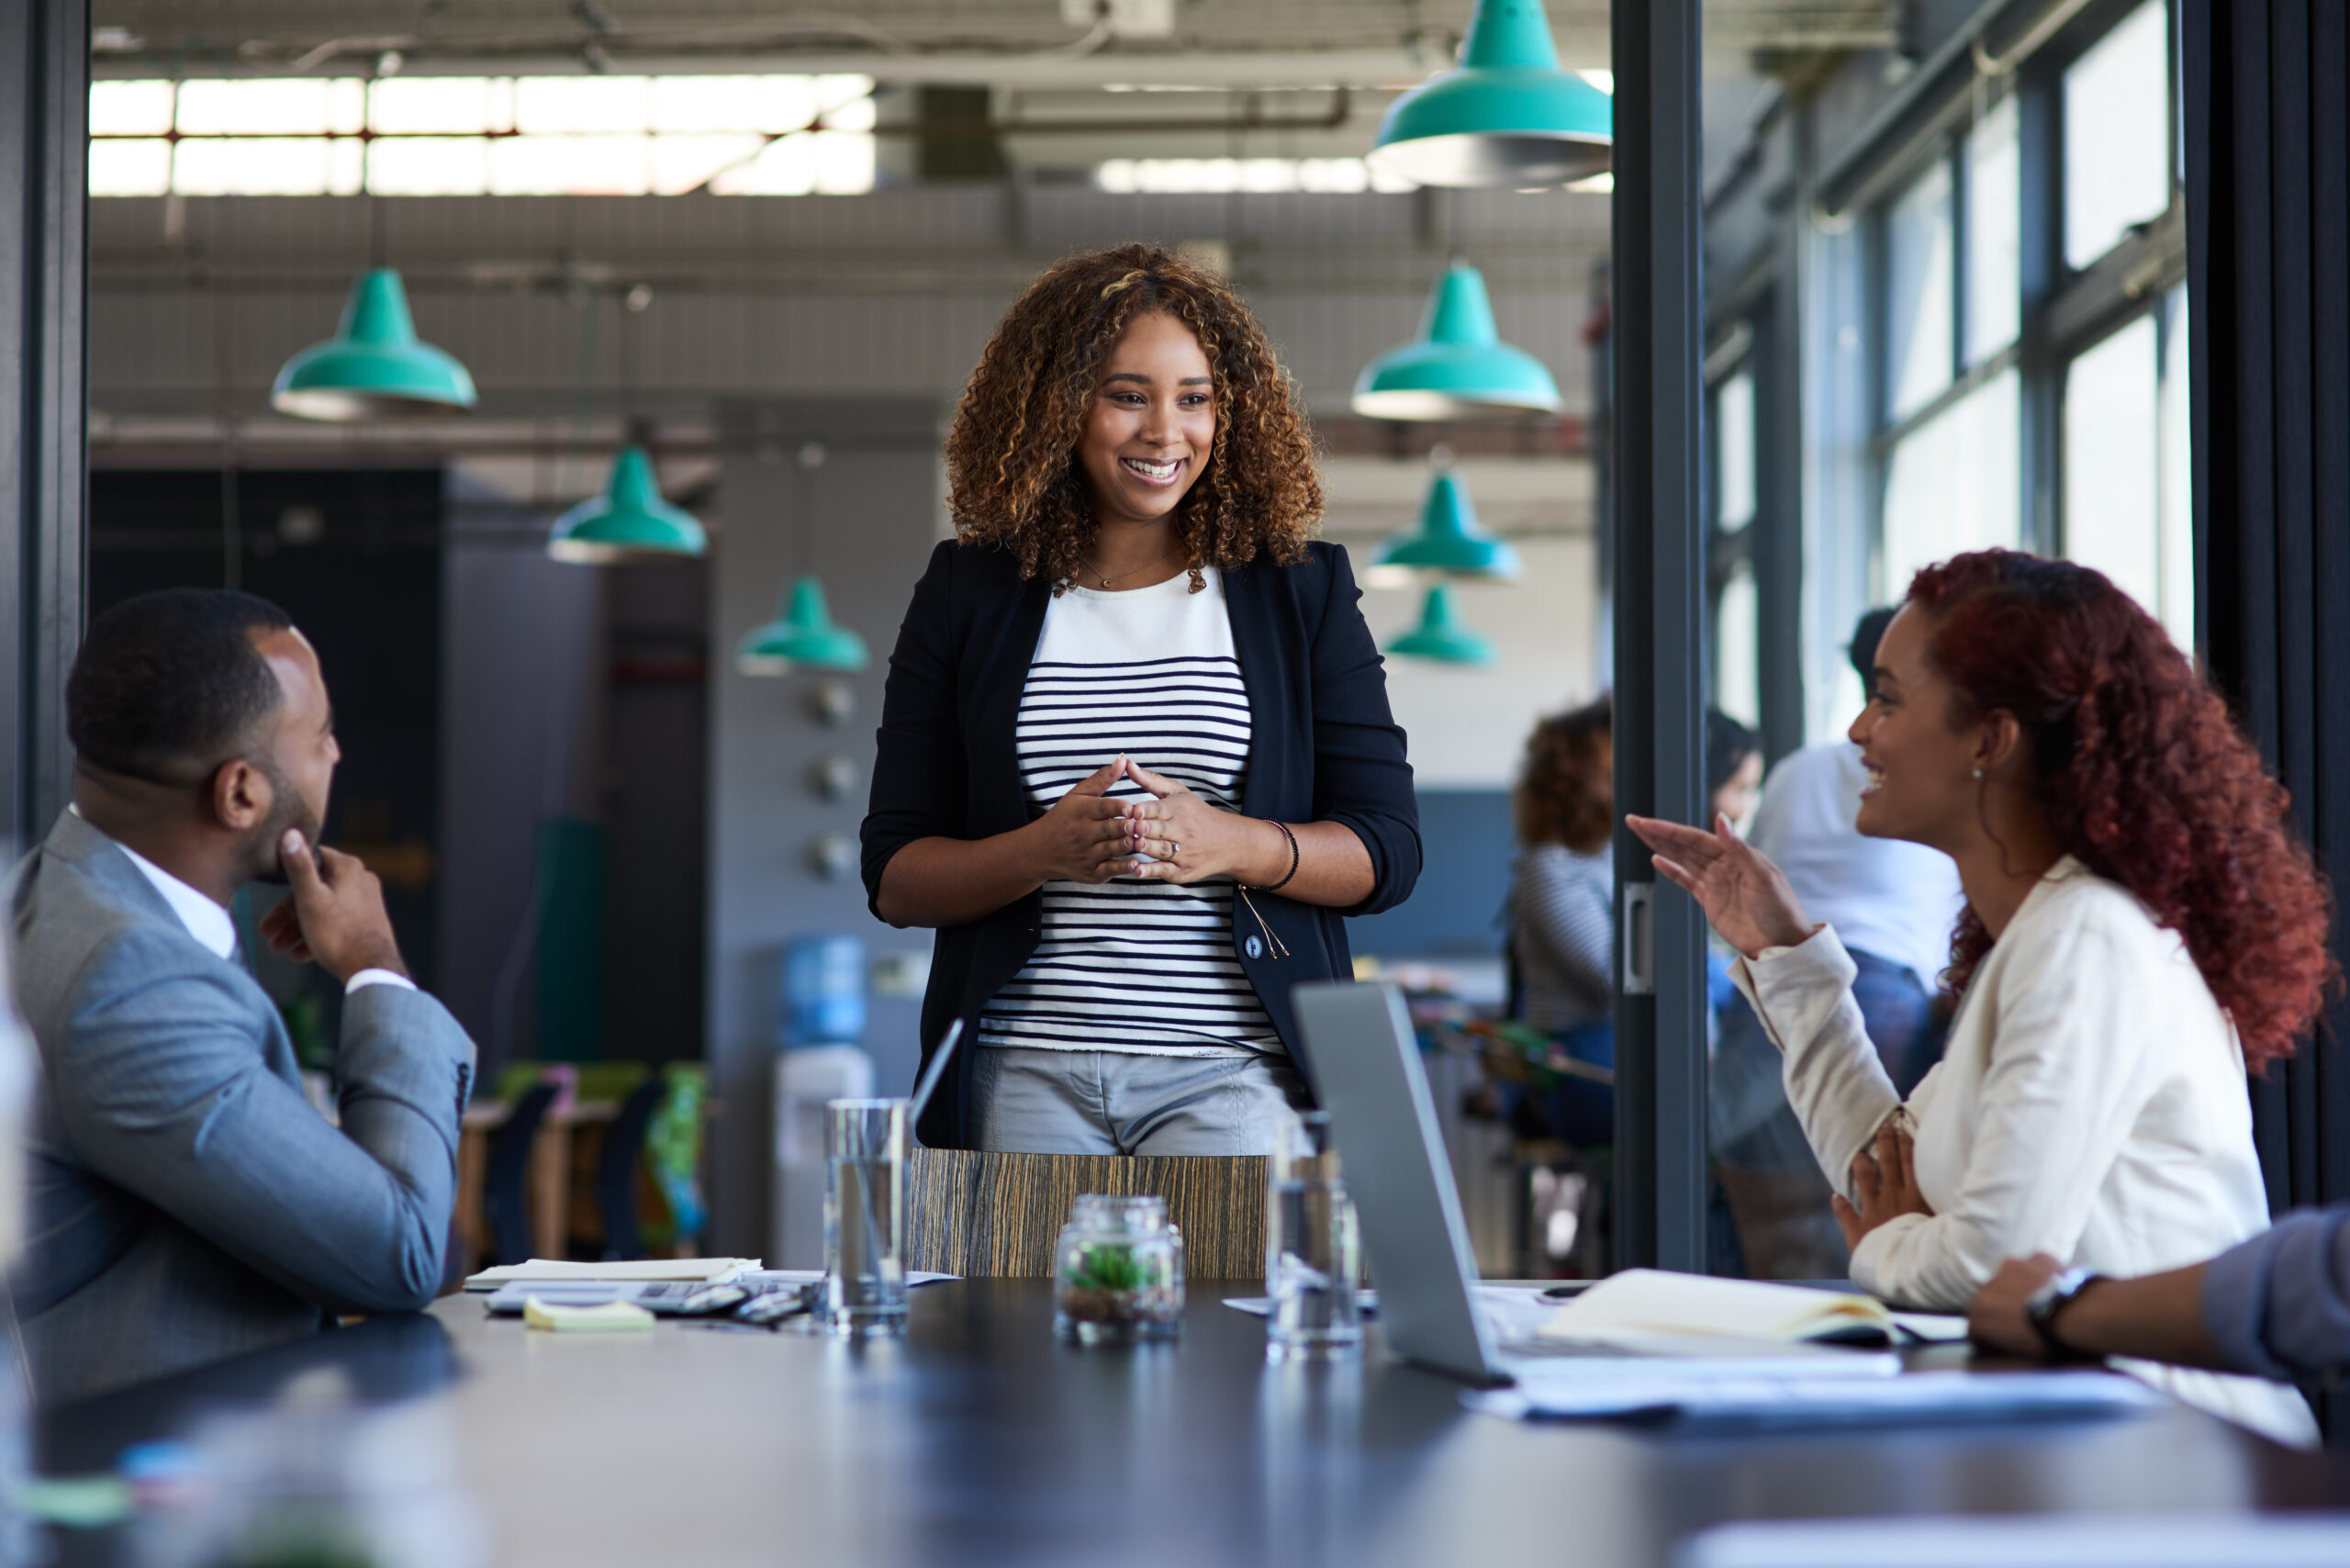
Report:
979,567,1281,1058
1509,844,1615,1034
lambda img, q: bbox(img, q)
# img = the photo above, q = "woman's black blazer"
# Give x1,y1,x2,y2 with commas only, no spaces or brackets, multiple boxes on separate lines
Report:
861,538,1421,1148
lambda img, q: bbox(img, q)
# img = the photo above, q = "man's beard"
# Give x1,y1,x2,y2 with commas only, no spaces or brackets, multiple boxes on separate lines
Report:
246,759,325,886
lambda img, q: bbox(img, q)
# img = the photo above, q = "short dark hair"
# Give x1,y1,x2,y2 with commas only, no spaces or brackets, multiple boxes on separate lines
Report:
1705,708,1760,795
1850,606,1900,698
67,589,296,784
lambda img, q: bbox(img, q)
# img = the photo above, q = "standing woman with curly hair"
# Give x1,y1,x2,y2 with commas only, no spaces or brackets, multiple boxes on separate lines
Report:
1629,550,2335,1445
861,244,1419,1157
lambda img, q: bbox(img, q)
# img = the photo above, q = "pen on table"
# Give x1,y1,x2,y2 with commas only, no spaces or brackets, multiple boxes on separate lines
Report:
909,1018,964,1129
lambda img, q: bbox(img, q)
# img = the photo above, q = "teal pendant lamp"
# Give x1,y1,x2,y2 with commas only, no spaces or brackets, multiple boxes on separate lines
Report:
1367,0,1611,190
1386,584,1496,665
272,268,478,421
1369,469,1523,588
1352,262,1561,420
736,576,869,675
547,445,709,564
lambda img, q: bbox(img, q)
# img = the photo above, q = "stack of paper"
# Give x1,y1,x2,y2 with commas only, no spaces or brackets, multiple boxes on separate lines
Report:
464,1258,760,1292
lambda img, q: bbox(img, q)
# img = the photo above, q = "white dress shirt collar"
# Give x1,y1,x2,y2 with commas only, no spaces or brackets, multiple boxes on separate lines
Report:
71,807,417,995
108,835,239,960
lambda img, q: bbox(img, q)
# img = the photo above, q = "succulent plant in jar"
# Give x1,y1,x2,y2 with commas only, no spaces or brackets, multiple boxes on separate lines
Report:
1053,1195,1185,1344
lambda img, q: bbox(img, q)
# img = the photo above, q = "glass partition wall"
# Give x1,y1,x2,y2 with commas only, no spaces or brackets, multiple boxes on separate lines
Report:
1691,0,2188,1279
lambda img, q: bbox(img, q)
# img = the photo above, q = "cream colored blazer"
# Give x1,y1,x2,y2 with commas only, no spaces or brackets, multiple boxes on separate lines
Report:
1735,856,2317,1447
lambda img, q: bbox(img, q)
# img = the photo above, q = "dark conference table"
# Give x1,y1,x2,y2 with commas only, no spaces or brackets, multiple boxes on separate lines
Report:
38,1281,2350,1567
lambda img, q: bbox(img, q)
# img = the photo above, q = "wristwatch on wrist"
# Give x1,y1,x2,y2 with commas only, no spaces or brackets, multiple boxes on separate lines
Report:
2024,1266,2102,1360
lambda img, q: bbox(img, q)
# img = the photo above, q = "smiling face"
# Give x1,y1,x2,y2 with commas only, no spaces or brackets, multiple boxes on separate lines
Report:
1076,310,1216,532
1848,604,1989,849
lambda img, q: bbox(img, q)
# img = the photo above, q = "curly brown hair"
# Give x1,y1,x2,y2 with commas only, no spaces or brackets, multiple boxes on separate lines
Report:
944,243,1322,592
1910,550,2338,1071
1516,697,1614,854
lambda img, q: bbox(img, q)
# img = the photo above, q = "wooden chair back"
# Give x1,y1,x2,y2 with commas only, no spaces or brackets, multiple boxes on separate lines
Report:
905,1148,1267,1279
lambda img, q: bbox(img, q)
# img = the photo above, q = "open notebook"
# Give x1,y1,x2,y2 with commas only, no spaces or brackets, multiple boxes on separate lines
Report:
1538,1270,1968,1350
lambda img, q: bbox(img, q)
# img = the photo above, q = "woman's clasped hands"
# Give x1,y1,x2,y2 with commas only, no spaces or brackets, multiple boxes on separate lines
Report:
1026,757,1147,884
1029,756,1270,887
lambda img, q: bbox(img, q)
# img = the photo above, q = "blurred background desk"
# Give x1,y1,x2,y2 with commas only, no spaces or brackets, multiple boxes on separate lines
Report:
453,1073,721,1270
36,1282,2350,1568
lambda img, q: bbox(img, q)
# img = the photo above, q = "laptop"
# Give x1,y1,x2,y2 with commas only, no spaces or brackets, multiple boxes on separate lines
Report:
1290,980,1899,1388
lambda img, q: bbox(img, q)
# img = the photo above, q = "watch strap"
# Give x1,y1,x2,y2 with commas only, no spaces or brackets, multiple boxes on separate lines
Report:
2026,1268,2101,1361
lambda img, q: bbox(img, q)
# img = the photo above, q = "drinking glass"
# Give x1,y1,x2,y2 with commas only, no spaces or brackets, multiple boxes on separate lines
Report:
1265,1111,1361,1360
823,1098,908,1335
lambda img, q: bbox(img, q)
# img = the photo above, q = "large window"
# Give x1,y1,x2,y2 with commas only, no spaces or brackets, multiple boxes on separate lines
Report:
2062,1,2173,269
1710,365,1762,728
1869,0,2186,640
89,74,878,196
1963,95,2020,364
1882,372,2022,599
1884,162,1956,422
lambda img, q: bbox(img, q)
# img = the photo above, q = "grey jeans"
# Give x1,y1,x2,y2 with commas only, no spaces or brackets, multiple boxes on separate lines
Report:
971,1046,1307,1156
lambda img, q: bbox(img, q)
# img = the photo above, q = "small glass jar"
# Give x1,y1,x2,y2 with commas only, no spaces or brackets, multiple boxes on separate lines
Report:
1052,1194,1185,1345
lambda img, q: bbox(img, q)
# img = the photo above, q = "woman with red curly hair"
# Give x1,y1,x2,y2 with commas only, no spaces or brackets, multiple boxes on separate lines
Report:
861,244,1419,1157
1630,550,2333,1444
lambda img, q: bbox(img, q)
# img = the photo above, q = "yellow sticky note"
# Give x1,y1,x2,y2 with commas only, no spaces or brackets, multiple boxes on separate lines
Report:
522,1297,656,1333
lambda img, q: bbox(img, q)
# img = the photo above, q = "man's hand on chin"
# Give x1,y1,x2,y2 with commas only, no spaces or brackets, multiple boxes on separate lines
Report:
260,829,408,983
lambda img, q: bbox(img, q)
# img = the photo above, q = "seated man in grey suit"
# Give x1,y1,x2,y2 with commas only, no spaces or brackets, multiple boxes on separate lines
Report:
8,588,476,1403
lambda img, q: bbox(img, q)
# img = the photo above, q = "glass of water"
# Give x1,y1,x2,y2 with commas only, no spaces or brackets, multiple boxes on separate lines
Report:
823,1098,908,1335
1265,1111,1361,1361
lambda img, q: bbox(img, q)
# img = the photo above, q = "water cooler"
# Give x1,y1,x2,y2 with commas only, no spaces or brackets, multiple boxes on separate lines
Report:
771,935,872,1269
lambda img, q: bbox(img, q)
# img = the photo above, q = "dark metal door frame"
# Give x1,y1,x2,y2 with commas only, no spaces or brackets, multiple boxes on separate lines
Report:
0,0,89,852
1610,0,1709,1272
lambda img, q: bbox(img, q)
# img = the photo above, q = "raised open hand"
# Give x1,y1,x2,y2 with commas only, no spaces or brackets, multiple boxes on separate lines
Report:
1623,812,1815,959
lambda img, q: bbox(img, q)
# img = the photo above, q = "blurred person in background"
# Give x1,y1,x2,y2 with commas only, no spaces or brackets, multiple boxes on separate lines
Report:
1707,710,1764,830
1502,699,1616,1147
1704,711,1763,1022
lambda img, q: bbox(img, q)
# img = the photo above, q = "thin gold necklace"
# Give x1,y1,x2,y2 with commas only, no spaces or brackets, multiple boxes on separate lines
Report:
1081,544,1181,590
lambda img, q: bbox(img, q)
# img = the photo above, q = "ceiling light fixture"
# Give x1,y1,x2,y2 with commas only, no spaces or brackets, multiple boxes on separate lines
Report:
1367,0,1611,190
547,445,709,564
1385,583,1497,666
271,268,477,421
737,577,870,675
1352,261,1561,421
1368,468,1522,588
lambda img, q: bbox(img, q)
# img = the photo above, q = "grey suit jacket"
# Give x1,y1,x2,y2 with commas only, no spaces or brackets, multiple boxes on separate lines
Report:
6,812,476,1405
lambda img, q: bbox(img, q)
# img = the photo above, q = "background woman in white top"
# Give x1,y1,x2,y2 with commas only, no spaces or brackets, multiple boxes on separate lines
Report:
864,245,1419,1157
1629,549,2335,1444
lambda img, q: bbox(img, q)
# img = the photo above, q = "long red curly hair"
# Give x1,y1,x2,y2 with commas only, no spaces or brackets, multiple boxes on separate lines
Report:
944,243,1321,593
1910,550,2335,1071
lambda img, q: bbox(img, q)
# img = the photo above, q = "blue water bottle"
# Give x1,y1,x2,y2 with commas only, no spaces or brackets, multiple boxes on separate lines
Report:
783,935,867,1047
